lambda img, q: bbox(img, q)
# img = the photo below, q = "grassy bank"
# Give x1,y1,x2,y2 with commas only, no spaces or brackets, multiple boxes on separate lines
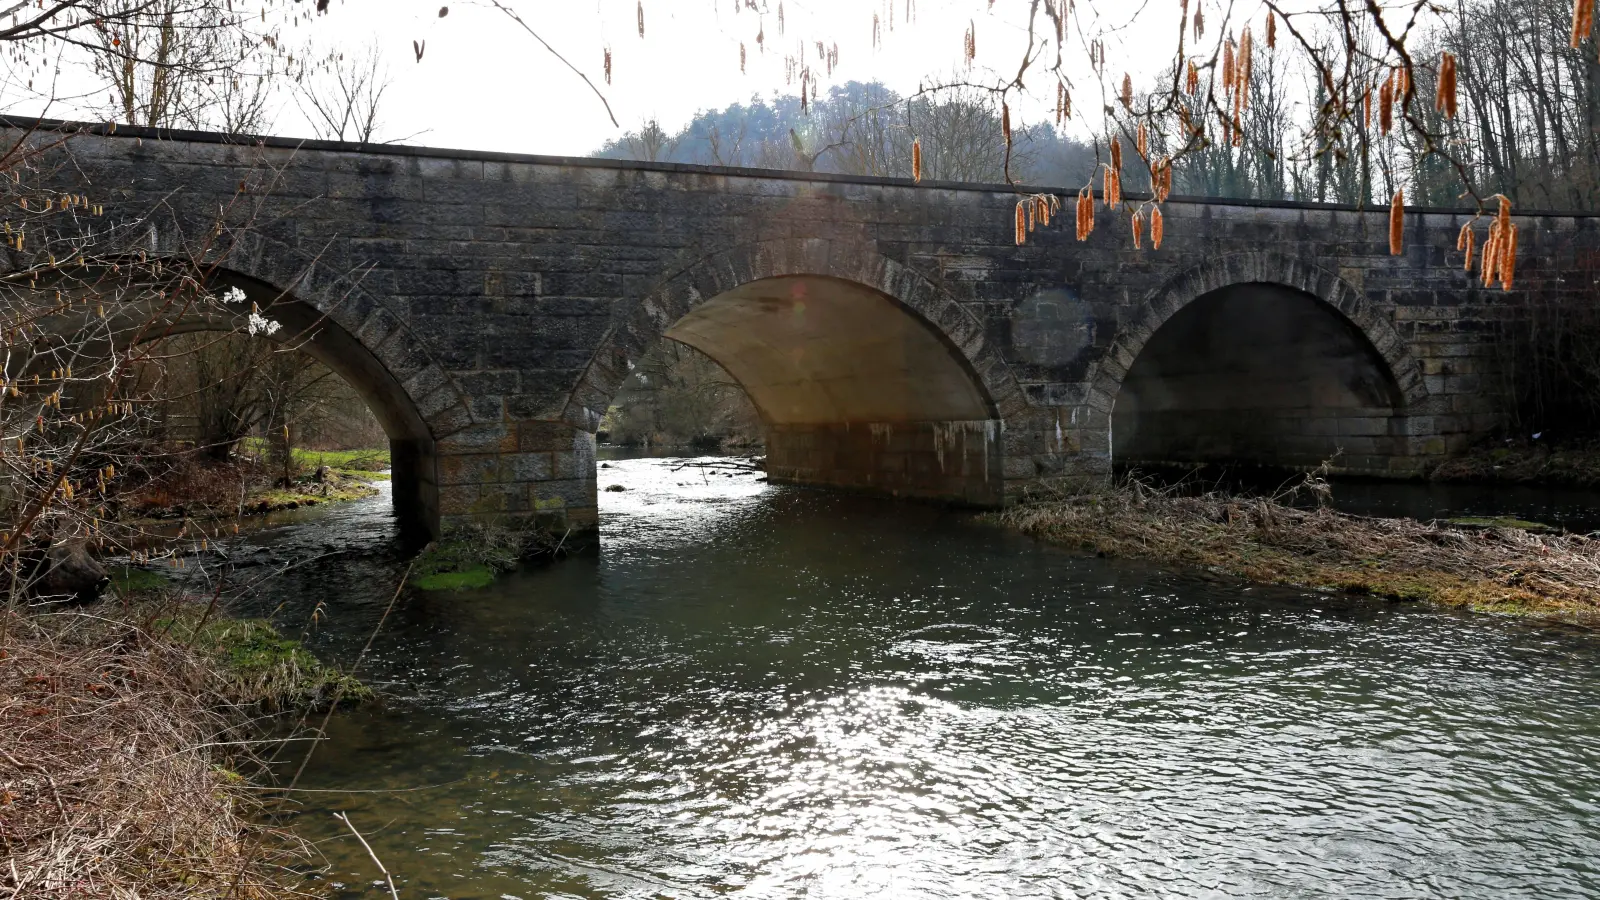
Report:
126,444,390,522
997,481,1600,623
0,598,368,896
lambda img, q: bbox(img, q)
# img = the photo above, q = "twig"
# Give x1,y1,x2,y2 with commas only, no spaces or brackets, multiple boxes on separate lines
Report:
333,811,399,900
289,560,413,790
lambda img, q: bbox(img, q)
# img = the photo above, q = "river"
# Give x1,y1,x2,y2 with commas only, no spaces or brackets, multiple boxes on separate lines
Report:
227,453,1600,898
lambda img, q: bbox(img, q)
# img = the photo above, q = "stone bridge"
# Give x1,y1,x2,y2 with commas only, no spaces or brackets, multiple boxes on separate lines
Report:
20,121,1600,538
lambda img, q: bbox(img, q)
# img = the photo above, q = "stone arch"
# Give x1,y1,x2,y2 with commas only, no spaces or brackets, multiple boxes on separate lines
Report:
1093,251,1431,476
103,226,476,539
566,236,1030,505
1089,251,1428,414
565,236,1030,430
220,231,475,441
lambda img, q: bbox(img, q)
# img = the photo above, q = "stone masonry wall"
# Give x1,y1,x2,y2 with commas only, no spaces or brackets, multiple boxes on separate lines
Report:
19,120,1600,537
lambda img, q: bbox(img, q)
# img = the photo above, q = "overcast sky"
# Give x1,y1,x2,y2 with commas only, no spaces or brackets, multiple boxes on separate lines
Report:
0,1,1372,157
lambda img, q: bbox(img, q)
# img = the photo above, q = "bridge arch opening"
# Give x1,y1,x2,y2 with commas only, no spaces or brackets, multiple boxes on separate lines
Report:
131,270,440,540
1112,282,1409,476
638,274,1005,504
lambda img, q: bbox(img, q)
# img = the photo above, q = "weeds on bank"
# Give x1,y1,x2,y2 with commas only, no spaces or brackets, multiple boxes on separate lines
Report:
997,474,1600,623
0,604,318,899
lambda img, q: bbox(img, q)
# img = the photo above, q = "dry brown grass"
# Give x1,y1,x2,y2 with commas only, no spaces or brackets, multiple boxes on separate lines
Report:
999,478,1600,623
0,606,312,899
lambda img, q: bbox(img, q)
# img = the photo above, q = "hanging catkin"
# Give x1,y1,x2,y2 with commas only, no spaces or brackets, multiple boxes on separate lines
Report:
1266,11,1276,49
1436,52,1457,118
1131,210,1144,249
1015,201,1027,245
1122,73,1133,109
1151,206,1164,249
1136,121,1148,159
1107,139,1123,207
1501,224,1519,290
1483,221,1502,287
1389,188,1405,256
1574,0,1595,47
1379,78,1394,134
1457,221,1475,271
1238,27,1253,109
1495,195,1517,289
912,139,922,182
1186,60,1199,94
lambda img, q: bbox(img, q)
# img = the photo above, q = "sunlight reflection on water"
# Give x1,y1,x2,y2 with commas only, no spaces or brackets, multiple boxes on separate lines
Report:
259,455,1600,899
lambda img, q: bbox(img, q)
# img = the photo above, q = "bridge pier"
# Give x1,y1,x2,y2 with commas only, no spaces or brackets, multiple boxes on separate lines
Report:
434,420,598,536
389,437,440,543
765,419,1005,506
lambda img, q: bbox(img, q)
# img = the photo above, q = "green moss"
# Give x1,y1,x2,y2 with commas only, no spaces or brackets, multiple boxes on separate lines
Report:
157,614,372,709
110,565,170,596
413,565,496,591
250,480,378,510
1443,516,1556,533
407,525,528,592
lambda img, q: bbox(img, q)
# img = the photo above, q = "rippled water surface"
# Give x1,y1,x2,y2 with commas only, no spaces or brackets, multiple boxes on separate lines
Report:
248,455,1600,899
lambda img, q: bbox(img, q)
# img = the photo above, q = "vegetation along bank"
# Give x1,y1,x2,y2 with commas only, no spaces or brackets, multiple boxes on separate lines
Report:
997,479,1600,625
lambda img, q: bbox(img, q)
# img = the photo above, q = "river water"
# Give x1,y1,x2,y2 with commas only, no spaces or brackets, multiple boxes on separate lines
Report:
232,455,1600,899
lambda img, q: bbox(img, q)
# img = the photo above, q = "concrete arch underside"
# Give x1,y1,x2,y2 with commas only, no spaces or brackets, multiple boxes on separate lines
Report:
571,239,1031,506
1100,254,1432,477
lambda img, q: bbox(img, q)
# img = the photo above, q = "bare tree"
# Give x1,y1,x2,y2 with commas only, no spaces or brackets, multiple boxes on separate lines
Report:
85,0,282,130
625,117,677,162
297,41,391,144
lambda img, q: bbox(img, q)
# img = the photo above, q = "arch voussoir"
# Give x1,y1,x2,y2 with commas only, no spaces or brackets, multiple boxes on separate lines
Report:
1103,250,1429,411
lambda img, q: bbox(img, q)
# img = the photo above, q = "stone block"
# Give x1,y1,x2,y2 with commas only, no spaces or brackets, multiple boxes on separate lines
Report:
518,420,583,453
436,423,515,454
436,453,500,487
500,452,553,483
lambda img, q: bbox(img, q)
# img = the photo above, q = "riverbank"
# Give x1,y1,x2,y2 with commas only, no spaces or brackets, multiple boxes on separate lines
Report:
997,481,1600,624
1431,438,1600,488
0,597,366,897
124,444,389,522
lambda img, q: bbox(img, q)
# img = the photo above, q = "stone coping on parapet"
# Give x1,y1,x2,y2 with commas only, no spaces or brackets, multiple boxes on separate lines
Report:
4,114,1599,221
